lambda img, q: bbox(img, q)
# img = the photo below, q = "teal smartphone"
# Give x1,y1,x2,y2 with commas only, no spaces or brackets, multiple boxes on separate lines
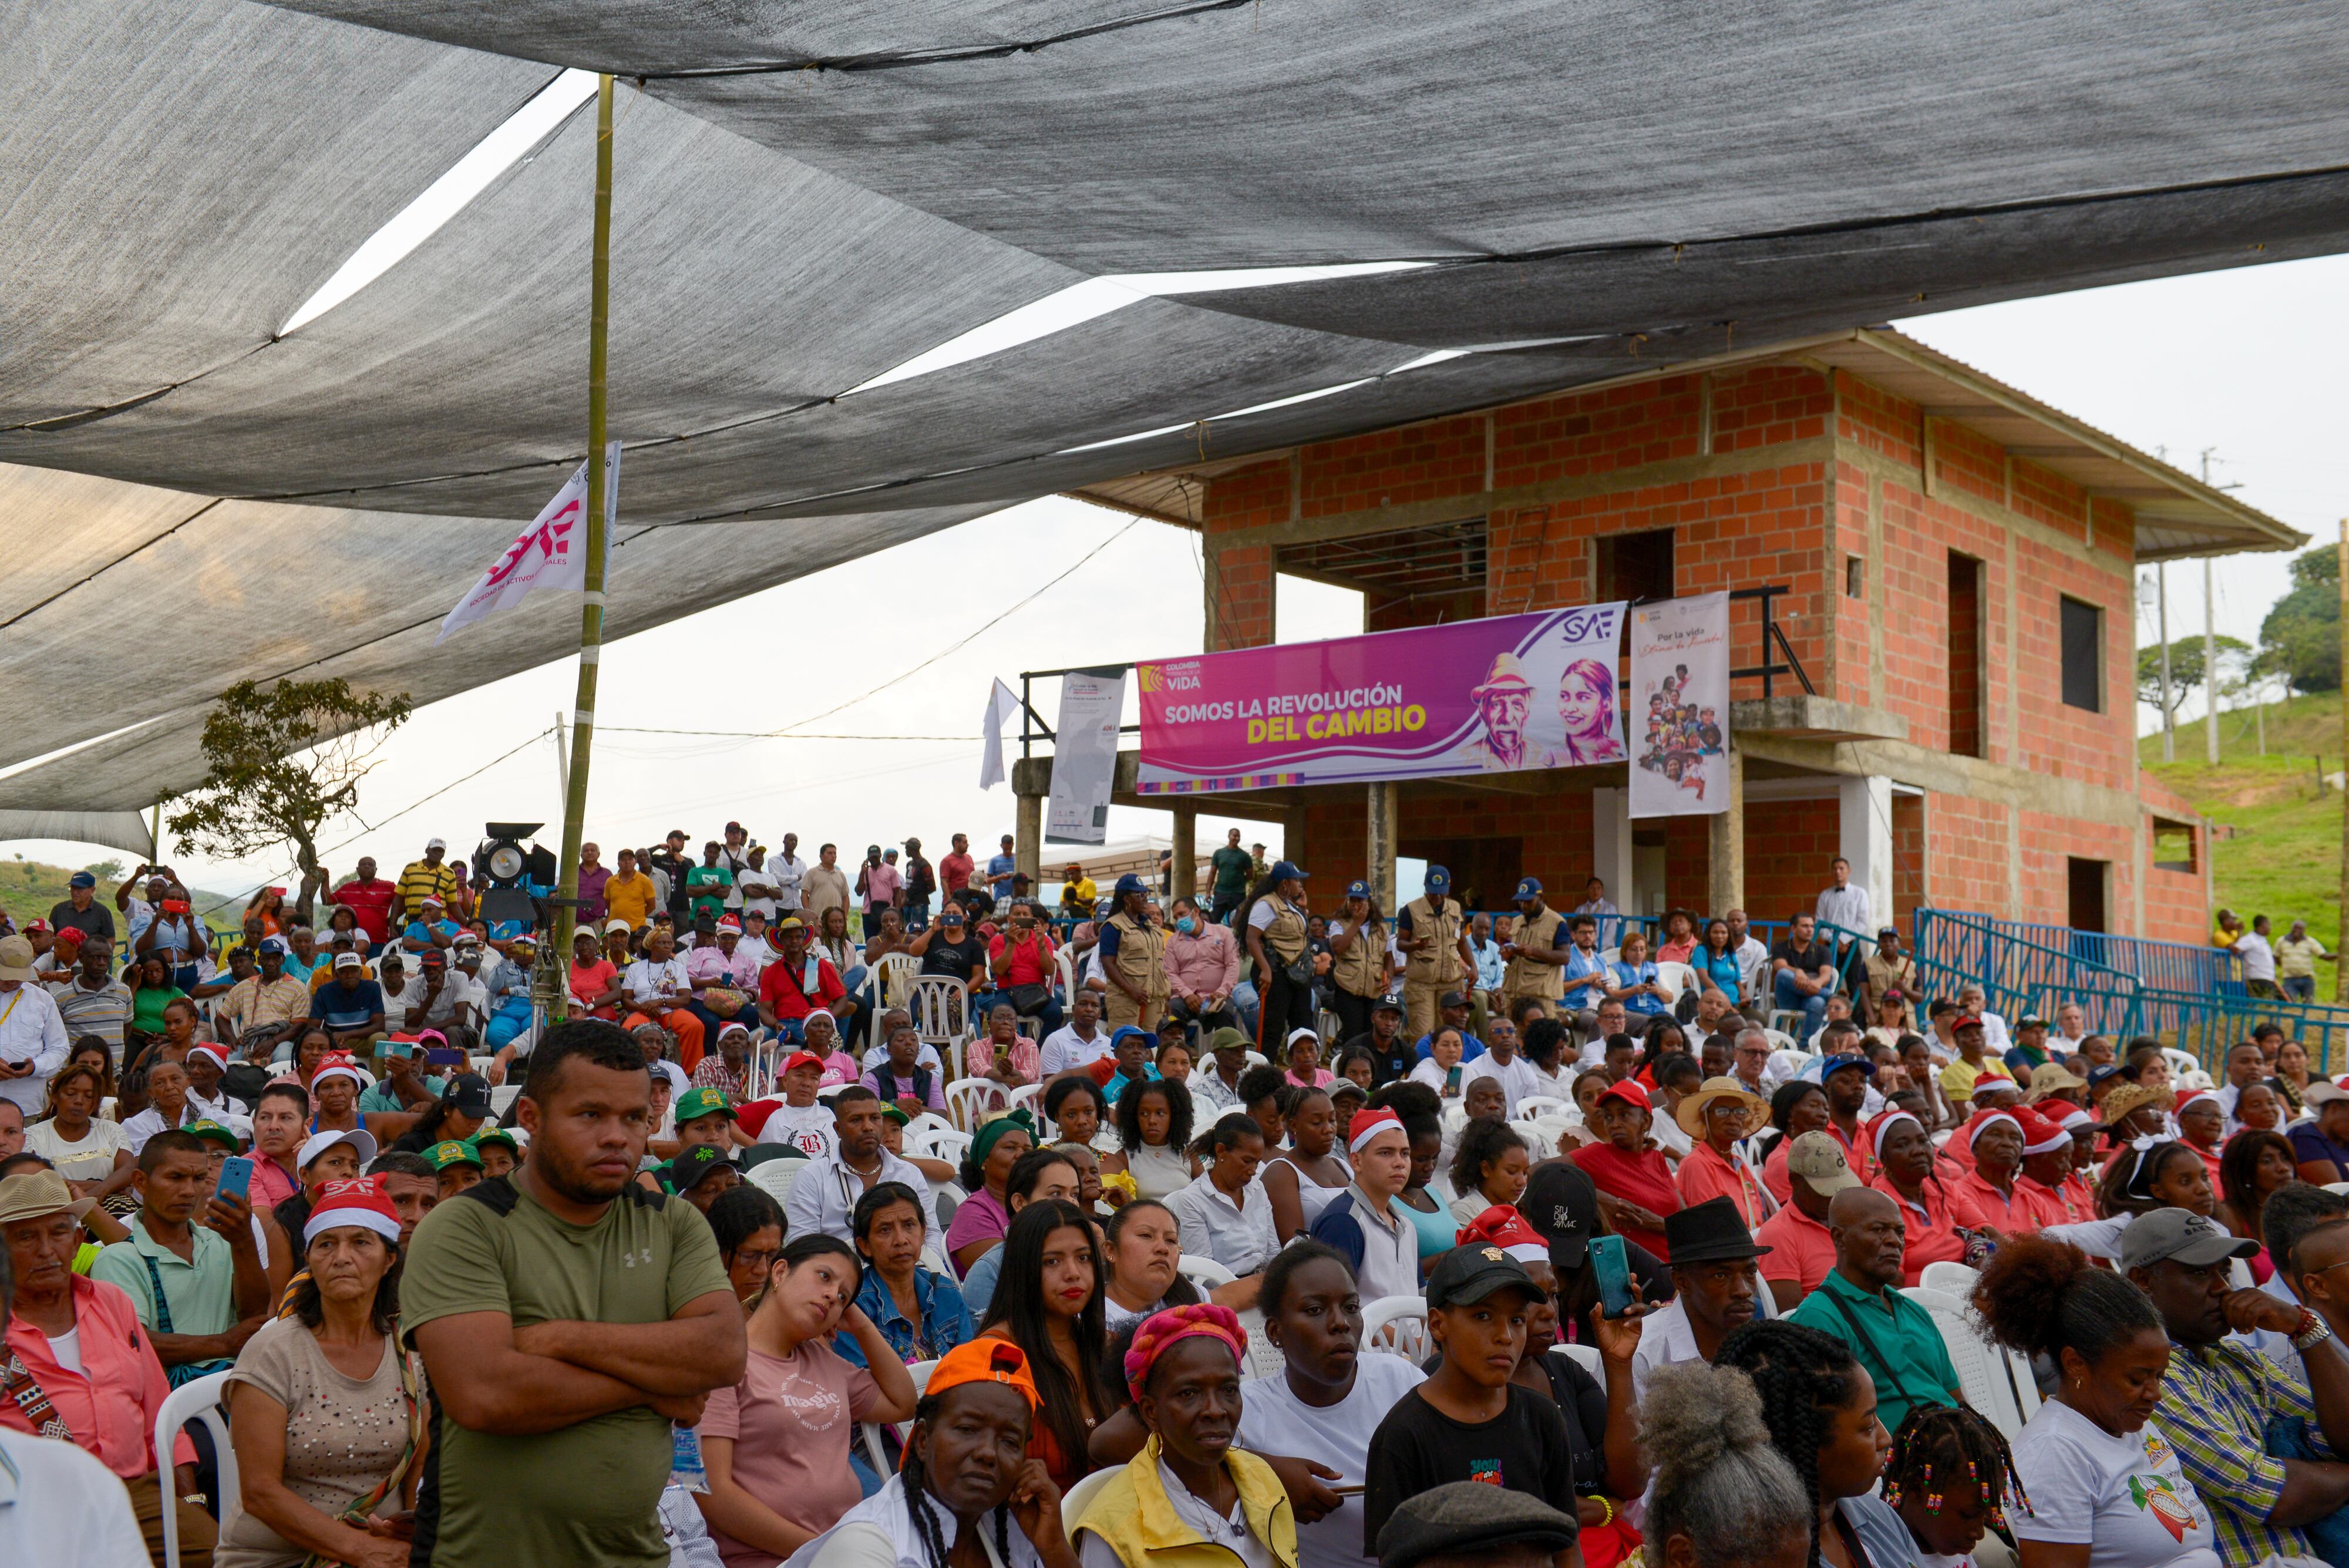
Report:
1590,1233,1634,1318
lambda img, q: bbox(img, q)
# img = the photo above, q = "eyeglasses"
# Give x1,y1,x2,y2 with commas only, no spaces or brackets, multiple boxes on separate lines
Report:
732,1249,782,1273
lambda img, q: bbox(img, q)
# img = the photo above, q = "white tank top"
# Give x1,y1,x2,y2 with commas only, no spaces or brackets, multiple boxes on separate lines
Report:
1270,1153,1349,1227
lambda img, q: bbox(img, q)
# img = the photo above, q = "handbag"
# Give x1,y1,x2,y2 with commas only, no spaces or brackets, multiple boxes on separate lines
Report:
1282,955,1314,987
1005,982,1051,1014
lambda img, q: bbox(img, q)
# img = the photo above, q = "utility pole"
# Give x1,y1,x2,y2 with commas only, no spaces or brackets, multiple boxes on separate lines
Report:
2201,451,2220,765
2158,561,2175,762
2338,519,2347,1001
547,73,615,1016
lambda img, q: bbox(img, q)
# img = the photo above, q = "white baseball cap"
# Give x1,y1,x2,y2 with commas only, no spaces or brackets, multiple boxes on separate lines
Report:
425,837,447,850
296,1127,378,1171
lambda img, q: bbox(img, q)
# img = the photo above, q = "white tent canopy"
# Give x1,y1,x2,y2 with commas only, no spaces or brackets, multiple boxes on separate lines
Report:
2,0,2339,817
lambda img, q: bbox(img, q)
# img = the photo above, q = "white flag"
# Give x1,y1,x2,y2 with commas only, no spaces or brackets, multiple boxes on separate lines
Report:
436,441,621,644
979,678,1021,790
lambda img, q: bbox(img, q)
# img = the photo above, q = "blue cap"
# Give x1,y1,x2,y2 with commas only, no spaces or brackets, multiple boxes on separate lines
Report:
1512,876,1544,901
1270,860,1307,882
2086,1063,2126,1088
258,935,290,955
1345,880,1371,899
1820,1052,1875,1080
68,872,96,889
1113,873,1147,897
1425,865,1451,893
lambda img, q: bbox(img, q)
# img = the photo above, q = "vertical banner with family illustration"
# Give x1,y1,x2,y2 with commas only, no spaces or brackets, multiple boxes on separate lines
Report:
1046,667,1127,843
1628,591,1731,816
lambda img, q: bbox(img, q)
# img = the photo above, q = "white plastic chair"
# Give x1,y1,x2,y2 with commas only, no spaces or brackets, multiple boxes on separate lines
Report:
1904,1286,2023,1439
877,951,920,1010
2162,1047,2202,1082
904,1111,954,1145
1919,1260,1980,1298
1007,1081,1045,1118
910,974,973,1058
946,1075,1016,1130
1061,1467,1120,1542
1054,946,1081,1003
891,1357,943,1442
1762,1028,1799,1054
489,1083,523,1115
156,1370,238,1568
746,1158,806,1206
1653,961,1695,1004
1238,1305,1285,1381
1179,1253,1237,1295
1515,1095,1571,1123
1766,1011,1806,1042
1553,1342,1603,1380
923,1129,974,1170
1361,1294,1430,1362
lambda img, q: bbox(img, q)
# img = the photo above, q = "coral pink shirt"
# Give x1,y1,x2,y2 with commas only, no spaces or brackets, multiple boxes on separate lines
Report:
1755,1201,1839,1296
0,1274,192,1478
1677,1140,1771,1232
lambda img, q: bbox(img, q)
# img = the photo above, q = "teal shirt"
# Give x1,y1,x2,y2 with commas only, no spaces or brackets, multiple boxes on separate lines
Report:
1785,1267,1962,1435
89,1214,237,1340
360,1073,448,1115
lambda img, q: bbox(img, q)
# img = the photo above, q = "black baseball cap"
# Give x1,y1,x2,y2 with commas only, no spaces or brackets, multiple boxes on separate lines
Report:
446,1073,494,1119
1518,1162,1600,1268
666,1145,738,1192
1426,1242,1547,1310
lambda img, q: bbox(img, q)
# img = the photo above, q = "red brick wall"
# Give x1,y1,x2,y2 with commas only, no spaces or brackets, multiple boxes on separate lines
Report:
1190,356,2193,943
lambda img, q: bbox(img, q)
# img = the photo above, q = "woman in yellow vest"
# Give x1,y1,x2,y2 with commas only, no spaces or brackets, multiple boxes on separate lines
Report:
1325,879,1392,1047
1243,863,1316,1052
1099,873,1170,1032
1072,1303,1298,1568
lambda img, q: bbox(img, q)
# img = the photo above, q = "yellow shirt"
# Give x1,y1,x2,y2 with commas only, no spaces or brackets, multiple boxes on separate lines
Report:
603,871,658,931
1064,877,1098,907
1939,1056,2012,1100
396,858,460,913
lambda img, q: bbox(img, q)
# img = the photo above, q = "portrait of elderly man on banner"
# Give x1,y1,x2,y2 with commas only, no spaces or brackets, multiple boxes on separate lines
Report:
1457,632,1627,775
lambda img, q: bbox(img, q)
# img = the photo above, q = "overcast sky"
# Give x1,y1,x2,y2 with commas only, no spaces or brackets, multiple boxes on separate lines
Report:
8,251,2344,901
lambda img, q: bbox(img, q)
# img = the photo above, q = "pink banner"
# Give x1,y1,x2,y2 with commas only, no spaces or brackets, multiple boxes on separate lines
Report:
1136,605,1627,793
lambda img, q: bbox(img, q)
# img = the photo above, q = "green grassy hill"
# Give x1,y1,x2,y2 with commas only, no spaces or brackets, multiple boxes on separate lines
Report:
0,855,245,938
2140,692,2349,941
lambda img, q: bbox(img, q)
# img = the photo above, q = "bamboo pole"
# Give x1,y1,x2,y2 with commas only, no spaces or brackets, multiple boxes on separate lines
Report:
547,75,615,1017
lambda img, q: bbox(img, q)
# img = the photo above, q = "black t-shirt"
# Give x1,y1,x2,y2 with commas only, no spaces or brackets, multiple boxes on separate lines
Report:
49,900,115,941
1362,1384,1580,1555
1342,1029,1416,1086
920,934,987,980
1771,937,1831,975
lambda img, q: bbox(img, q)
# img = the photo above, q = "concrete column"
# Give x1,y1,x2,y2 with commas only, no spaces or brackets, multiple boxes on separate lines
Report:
1284,799,1310,873
1015,791,1043,886
1708,744,1745,918
1170,800,1197,904
1837,775,1894,936
1367,782,1399,913
1590,787,1633,908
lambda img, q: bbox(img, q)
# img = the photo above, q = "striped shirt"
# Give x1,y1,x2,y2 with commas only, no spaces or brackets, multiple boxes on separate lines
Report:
395,858,460,915
46,975,134,1051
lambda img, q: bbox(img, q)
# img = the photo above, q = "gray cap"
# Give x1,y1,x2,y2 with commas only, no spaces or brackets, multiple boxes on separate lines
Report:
2120,1207,2259,1273
1377,1480,1579,1568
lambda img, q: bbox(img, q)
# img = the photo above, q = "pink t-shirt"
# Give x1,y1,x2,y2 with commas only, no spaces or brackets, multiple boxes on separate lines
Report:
698,1341,882,1566
1754,1200,1838,1296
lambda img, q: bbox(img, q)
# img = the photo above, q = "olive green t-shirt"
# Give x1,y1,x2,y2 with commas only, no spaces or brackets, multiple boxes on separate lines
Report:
399,1177,731,1568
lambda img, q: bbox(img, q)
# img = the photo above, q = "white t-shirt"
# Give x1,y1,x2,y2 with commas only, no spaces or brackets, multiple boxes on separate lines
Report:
2237,932,2277,983
1406,1056,1466,1101
0,1426,153,1567
45,1327,84,1375
757,1102,839,1159
1462,1053,1544,1118
1237,1353,1426,1568
2008,1399,2221,1568
1041,1025,1116,1077
623,957,691,1010
26,1116,130,1183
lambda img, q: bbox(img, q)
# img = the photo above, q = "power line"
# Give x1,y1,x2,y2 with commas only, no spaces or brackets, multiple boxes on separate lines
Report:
598,726,980,740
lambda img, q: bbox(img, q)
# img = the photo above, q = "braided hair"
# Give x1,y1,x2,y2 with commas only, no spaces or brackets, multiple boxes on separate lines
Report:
1712,1320,1865,1568
901,1391,1016,1568
1882,1404,2032,1540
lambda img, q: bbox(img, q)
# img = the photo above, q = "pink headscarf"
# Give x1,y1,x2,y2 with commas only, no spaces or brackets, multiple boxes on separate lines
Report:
1125,1303,1248,1400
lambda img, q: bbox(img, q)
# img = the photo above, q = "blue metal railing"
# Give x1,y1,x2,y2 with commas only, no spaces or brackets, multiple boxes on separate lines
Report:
1911,909,2146,1041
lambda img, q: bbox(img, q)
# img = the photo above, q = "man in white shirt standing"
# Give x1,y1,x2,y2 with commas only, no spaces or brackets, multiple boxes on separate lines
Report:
1814,857,1872,951
768,832,807,916
1725,907,1771,1008
2236,914,2283,999
0,937,68,1116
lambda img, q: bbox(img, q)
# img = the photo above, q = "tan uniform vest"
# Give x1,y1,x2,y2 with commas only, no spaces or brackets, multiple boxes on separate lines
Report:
1258,894,1308,964
1503,904,1569,999
1402,894,1464,983
1330,913,1386,998
1106,911,1169,1004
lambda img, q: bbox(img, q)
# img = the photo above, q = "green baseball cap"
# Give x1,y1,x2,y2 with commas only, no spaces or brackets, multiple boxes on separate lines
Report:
674,1087,737,1125
185,1120,242,1152
428,1139,484,1172
469,1127,520,1156
879,1103,911,1128
666,1144,738,1193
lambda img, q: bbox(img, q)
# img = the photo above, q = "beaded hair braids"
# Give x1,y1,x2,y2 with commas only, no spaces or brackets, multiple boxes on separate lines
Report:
1883,1404,2034,1539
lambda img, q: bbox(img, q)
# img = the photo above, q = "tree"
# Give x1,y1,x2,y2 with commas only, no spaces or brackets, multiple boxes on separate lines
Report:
2136,635,2250,723
81,859,123,882
2259,546,2341,695
166,679,412,895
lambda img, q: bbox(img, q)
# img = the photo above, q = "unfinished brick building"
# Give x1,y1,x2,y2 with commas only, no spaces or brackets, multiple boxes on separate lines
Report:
1030,329,2297,943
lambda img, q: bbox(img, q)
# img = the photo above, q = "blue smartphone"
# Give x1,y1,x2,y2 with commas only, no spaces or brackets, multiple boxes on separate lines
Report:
216,1156,253,1204
1590,1233,1635,1319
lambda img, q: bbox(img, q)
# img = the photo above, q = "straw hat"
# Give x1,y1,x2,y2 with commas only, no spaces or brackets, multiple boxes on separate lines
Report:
1675,1075,1772,1138
2022,1062,2089,1103
2098,1082,2174,1133
0,1167,97,1225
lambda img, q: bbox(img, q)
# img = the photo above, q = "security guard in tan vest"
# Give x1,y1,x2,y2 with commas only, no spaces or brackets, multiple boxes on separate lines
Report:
1245,860,1317,1048
1500,874,1573,1018
1326,878,1394,1045
1395,864,1475,1039
1098,872,1169,1031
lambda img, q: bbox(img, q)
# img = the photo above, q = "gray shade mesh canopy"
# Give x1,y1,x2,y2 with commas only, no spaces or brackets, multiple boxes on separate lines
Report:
5,0,2343,815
